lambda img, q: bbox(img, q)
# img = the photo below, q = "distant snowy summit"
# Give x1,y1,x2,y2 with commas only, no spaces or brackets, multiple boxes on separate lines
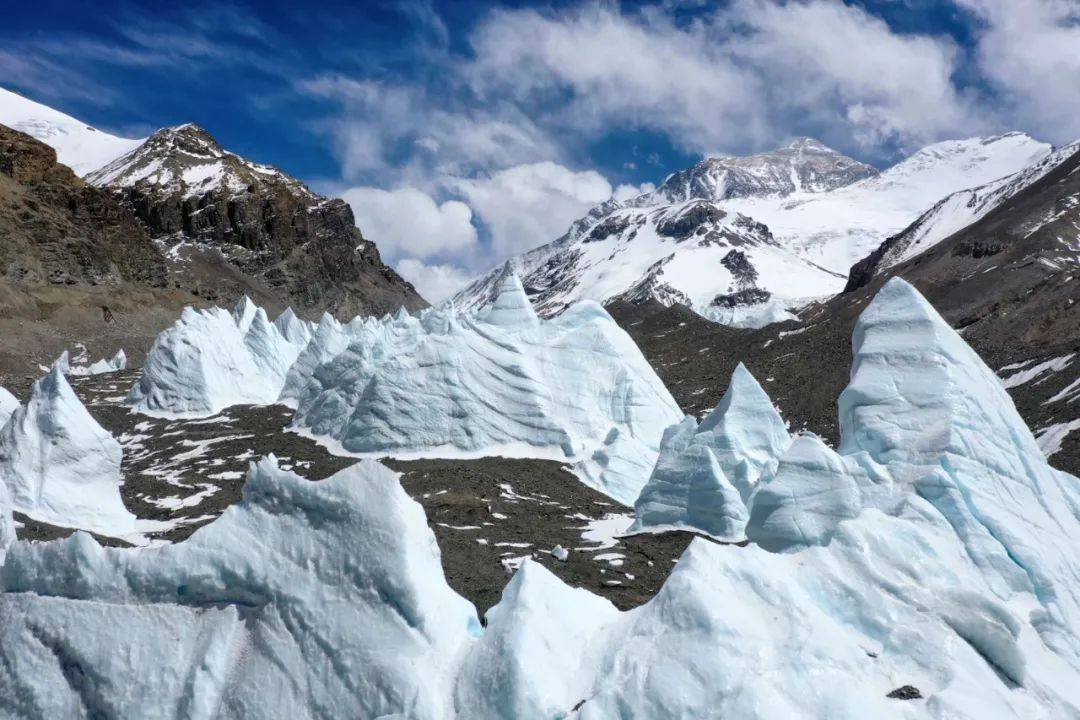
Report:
643,136,878,204
454,132,1054,328
0,86,143,175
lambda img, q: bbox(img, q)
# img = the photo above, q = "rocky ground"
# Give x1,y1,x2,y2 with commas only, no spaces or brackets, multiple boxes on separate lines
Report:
12,370,700,614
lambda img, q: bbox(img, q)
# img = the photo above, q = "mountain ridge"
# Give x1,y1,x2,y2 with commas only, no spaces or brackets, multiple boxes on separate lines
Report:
454,132,1051,326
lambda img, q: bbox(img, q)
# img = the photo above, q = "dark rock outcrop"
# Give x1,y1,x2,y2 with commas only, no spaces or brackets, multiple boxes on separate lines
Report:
0,124,165,287
88,124,426,317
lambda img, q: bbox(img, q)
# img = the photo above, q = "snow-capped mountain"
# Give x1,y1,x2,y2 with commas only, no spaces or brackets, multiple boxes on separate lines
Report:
641,137,878,203
0,89,425,322
0,86,142,176
455,133,1051,326
848,139,1080,287
87,123,315,200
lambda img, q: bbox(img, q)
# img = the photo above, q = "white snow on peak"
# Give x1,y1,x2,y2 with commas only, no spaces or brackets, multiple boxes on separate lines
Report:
84,123,312,199
725,132,1053,275
0,86,144,176
0,456,480,718
0,367,136,536
876,140,1080,271
629,363,791,539
454,132,1051,324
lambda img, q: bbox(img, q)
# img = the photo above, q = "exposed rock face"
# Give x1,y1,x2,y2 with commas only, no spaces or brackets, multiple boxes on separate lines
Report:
87,124,425,317
0,125,164,287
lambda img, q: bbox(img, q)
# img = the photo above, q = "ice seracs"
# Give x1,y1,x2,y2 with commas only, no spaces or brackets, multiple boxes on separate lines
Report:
2,278,1080,717
629,363,790,540
0,367,135,536
0,457,479,719
65,349,127,376
0,387,17,428
292,271,682,504
127,298,309,417
128,280,679,504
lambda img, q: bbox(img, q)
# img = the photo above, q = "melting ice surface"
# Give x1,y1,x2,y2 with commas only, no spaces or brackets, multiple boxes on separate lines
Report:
1,278,1079,718
0,368,138,537
629,362,791,540
129,268,683,504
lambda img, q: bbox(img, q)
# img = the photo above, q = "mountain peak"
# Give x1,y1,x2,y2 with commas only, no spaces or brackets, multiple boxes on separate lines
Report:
786,137,832,152
643,140,878,205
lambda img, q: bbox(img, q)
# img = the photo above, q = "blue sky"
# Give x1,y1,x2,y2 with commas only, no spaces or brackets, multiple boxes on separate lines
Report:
3,0,1078,300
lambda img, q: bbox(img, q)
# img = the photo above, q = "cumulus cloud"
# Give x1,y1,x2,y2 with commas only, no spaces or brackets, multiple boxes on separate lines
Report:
450,161,617,258
395,258,473,304
307,0,1079,276
341,186,477,263
957,0,1080,144
464,1,984,155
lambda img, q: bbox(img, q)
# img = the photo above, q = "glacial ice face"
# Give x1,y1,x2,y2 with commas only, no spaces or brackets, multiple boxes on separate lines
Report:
455,559,618,719
745,434,891,550
629,417,749,540
8,277,1076,717
697,362,792,499
128,300,307,417
629,364,790,539
0,368,135,536
0,457,479,719
0,387,17,428
277,312,351,406
293,272,682,504
125,274,679,503
837,277,1080,664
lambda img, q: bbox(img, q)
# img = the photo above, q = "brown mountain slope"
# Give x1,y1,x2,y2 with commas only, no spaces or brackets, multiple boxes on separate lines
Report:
0,123,424,390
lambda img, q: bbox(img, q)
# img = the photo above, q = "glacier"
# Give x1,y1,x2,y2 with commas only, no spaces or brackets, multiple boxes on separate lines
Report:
1,278,1078,717
0,367,136,536
131,271,682,505
0,387,17,428
629,363,791,539
291,270,682,504
64,349,128,377
0,457,479,719
127,301,312,417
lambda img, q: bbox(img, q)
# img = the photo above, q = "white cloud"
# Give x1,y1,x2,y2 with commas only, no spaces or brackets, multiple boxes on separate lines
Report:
463,1,983,155
341,186,477,263
450,161,616,258
613,182,654,202
958,0,1080,144
395,258,473,304
301,76,562,183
